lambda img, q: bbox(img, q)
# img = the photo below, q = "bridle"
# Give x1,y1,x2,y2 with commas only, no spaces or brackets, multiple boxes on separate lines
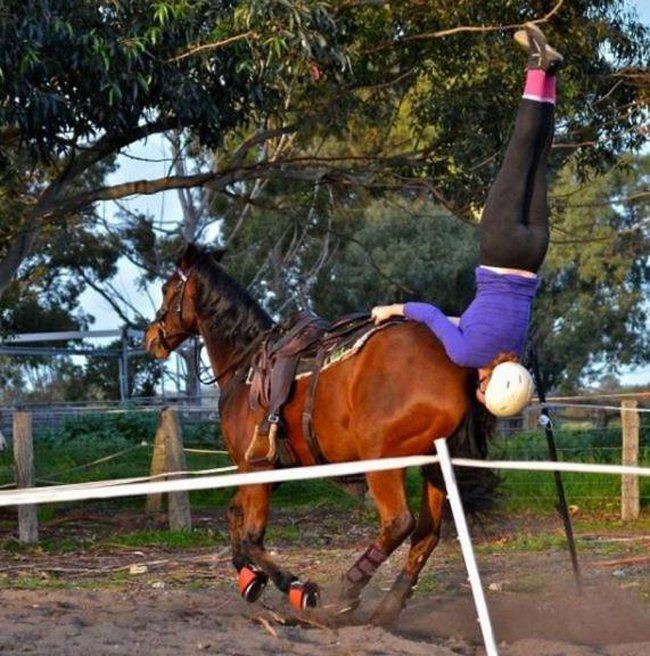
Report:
154,264,270,388
153,265,195,351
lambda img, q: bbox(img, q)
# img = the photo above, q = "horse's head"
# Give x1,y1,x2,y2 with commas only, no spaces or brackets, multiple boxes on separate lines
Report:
144,243,225,359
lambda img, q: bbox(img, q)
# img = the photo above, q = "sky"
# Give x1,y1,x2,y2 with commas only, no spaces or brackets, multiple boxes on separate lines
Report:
77,2,650,389
84,135,182,326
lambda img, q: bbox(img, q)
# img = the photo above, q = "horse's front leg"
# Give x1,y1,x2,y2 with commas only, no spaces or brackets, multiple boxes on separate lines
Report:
228,488,266,602
234,483,320,611
338,469,415,613
370,479,445,625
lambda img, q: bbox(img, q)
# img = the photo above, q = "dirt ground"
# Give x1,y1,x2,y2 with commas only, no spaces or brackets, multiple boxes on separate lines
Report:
1,508,650,655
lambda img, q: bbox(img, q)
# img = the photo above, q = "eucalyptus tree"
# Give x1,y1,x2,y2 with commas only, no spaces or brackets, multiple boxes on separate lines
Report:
532,154,650,391
1,0,648,304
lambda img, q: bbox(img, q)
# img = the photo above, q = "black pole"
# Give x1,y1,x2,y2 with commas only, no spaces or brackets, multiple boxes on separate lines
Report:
530,350,582,593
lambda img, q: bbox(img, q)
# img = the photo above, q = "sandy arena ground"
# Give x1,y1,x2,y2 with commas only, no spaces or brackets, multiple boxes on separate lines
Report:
1,509,650,655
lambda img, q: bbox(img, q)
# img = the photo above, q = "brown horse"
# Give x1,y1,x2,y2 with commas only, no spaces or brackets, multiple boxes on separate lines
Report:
144,243,494,625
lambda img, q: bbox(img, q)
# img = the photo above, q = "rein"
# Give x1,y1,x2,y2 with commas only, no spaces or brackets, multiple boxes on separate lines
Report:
194,331,268,387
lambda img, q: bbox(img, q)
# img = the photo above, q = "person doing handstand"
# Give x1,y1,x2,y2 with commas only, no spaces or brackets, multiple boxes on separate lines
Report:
372,23,563,417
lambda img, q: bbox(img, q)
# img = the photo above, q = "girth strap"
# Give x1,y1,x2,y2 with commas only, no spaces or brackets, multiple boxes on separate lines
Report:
301,347,328,465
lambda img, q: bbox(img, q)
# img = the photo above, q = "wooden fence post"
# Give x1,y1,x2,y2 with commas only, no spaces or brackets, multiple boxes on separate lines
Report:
145,413,168,514
523,406,539,432
621,400,640,521
163,408,192,531
13,411,38,544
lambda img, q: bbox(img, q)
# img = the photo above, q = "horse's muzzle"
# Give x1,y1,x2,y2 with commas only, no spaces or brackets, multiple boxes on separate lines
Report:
144,328,170,360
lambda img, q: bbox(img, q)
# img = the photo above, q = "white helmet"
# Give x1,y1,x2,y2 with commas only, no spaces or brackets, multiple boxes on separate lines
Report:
484,361,534,417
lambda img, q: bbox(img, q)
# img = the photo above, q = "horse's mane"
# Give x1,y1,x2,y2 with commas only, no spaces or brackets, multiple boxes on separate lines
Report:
193,251,274,350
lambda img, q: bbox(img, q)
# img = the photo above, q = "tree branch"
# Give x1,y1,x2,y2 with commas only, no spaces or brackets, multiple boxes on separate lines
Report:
76,270,140,328
166,31,255,63
225,131,297,245
229,125,297,169
364,0,566,55
334,0,387,12
328,228,415,295
167,131,201,243
51,149,430,217
64,117,180,185
0,220,40,297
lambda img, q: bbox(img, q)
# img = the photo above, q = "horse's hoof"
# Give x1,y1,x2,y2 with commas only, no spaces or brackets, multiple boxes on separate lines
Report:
289,580,320,611
369,596,403,627
316,594,360,627
238,565,268,603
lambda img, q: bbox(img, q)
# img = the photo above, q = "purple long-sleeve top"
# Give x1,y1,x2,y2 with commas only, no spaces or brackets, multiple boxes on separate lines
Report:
404,267,539,369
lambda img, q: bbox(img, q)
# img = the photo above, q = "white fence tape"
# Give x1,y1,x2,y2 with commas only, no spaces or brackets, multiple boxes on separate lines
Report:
183,448,230,455
1,454,650,508
451,459,650,476
28,464,239,492
0,455,441,507
542,402,650,413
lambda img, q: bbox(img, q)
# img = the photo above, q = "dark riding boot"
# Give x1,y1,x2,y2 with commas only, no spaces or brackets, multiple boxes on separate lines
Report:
514,23,564,73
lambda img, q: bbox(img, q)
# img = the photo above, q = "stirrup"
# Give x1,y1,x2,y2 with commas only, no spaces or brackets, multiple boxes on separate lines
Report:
244,421,279,467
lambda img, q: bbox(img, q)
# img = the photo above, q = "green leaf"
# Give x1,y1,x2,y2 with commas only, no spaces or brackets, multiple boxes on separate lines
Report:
153,3,170,27
272,37,286,58
107,83,122,106
145,26,161,45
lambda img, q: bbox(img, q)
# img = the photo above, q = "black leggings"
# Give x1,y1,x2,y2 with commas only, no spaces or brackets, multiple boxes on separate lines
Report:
479,99,554,273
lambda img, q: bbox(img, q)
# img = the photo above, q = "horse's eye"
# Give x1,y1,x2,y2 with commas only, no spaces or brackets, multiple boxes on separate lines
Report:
162,283,170,294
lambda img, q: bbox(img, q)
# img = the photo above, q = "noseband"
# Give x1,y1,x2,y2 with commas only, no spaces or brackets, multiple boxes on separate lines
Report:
154,266,195,350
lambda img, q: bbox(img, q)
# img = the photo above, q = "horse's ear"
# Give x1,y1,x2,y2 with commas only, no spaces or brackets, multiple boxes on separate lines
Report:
212,247,227,263
177,242,201,270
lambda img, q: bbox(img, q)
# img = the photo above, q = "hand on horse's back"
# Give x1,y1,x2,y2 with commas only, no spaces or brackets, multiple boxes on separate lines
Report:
371,304,404,325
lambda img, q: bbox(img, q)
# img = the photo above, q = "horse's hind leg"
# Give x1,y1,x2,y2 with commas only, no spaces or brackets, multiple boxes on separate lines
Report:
338,469,415,611
234,483,319,610
370,479,445,625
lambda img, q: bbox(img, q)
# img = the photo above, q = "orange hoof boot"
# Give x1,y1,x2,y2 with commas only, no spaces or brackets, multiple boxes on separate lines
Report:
289,580,320,612
238,565,268,603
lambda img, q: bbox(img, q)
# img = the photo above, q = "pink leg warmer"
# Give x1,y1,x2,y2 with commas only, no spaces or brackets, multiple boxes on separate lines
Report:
523,69,556,104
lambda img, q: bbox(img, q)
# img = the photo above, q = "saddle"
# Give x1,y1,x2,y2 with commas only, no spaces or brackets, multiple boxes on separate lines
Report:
244,311,396,467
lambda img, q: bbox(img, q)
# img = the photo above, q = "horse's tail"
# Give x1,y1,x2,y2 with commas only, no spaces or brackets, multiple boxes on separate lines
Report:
422,394,501,516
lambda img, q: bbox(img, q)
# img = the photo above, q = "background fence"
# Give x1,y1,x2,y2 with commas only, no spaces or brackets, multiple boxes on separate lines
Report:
0,395,649,544
0,394,220,438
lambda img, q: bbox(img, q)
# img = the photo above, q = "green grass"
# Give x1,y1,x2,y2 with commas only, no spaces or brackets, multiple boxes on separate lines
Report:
572,516,650,532
415,571,441,594
1,416,649,520
1,528,227,555
0,575,74,591
476,532,590,554
265,524,301,543
0,571,141,591
110,528,225,549
494,427,650,513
